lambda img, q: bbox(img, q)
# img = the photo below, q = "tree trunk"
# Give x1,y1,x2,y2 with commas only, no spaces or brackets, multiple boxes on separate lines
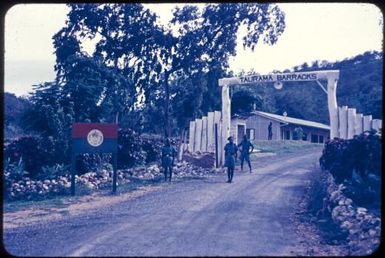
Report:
164,72,171,137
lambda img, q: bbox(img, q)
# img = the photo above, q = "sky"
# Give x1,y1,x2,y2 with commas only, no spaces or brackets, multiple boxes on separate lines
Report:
4,3,383,97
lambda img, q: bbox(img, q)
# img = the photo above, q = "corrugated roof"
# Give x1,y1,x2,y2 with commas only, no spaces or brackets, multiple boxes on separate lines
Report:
247,111,330,130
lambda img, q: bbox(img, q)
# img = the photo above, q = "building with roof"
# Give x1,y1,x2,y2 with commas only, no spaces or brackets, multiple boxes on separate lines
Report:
231,111,330,144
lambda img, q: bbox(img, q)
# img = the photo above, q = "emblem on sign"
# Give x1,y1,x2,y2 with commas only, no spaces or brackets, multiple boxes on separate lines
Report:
87,129,104,147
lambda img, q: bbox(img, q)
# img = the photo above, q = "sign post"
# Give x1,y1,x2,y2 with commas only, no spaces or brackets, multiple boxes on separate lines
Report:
71,123,118,195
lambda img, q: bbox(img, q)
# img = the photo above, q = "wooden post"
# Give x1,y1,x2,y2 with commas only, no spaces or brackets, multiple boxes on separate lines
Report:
71,152,76,196
112,154,117,194
354,113,363,136
183,130,189,151
338,106,348,139
207,112,214,152
347,108,356,139
215,123,219,168
202,116,208,152
214,111,222,162
371,119,382,133
194,118,202,152
188,121,195,153
218,122,223,166
221,85,231,166
327,74,339,139
363,115,372,132
178,130,185,161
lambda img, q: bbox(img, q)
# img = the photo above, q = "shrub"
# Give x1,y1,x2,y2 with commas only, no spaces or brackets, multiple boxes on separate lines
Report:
38,163,71,180
117,129,147,169
4,157,28,181
4,136,69,178
319,129,381,206
76,153,112,175
3,129,166,179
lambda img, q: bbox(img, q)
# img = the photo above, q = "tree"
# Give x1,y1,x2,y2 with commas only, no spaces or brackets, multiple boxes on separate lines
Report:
53,3,286,136
231,88,262,115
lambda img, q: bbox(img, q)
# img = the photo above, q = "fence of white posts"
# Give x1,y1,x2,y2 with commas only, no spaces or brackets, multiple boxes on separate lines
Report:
337,105,382,139
184,106,381,165
187,111,222,162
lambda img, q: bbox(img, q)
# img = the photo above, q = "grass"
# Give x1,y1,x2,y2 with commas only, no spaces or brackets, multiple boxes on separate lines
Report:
253,140,322,154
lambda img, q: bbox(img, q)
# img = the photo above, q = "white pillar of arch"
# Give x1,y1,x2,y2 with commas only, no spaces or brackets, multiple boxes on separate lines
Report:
327,73,339,139
221,85,231,166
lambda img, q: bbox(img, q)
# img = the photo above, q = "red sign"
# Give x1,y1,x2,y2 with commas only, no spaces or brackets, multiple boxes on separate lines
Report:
72,123,118,153
72,123,118,138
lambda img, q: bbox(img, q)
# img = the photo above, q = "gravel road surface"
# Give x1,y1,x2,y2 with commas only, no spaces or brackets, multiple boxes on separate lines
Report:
4,147,323,256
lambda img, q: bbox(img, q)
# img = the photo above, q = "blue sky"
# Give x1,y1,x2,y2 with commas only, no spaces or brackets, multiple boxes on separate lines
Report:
4,3,383,96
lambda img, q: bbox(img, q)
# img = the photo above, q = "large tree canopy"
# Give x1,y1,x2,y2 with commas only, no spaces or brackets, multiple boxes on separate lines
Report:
49,3,285,136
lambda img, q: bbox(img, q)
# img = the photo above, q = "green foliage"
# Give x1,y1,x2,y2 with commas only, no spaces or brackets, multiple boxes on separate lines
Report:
4,136,68,178
118,129,147,168
4,157,28,181
39,164,71,180
319,130,381,205
231,88,262,115
4,93,33,139
53,3,286,136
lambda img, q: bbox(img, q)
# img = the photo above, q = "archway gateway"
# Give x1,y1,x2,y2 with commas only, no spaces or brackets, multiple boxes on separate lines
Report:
218,70,340,164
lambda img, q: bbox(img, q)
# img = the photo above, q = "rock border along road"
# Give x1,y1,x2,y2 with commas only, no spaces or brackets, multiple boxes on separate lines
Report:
4,147,323,256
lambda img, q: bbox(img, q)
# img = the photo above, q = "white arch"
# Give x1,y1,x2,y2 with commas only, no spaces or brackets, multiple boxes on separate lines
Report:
218,70,340,165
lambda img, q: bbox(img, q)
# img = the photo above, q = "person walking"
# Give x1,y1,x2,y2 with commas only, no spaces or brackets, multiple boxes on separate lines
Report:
237,135,254,173
224,136,238,183
161,138,177,182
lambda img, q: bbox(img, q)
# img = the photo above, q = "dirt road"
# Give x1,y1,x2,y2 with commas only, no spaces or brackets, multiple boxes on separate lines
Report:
4,147,324,256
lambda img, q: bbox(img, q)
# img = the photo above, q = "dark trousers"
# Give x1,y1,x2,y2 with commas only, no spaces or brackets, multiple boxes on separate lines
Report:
240,155,252,171
227,167,234,182
163,166,172,181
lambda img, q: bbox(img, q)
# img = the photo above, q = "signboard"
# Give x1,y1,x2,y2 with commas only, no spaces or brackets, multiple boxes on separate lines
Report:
71,123,118,195
239,72,318,84
218,70,339,87
72,123,118,153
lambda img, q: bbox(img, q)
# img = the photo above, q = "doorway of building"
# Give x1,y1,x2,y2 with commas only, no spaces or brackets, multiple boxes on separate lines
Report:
237,124,245,144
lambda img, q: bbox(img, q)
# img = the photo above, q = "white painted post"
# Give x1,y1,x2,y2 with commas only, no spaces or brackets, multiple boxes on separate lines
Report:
218,122,223,166
207,112,215,152
214,111,222,163
183,129,189,151
338,106,348,139
354,113,363,136
201,116,208,152
327,74,339,139
188,121,195,153
347,108,356,139
363,115,372,132
221,85,231,166
371,119,382,133
194,119,202,152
